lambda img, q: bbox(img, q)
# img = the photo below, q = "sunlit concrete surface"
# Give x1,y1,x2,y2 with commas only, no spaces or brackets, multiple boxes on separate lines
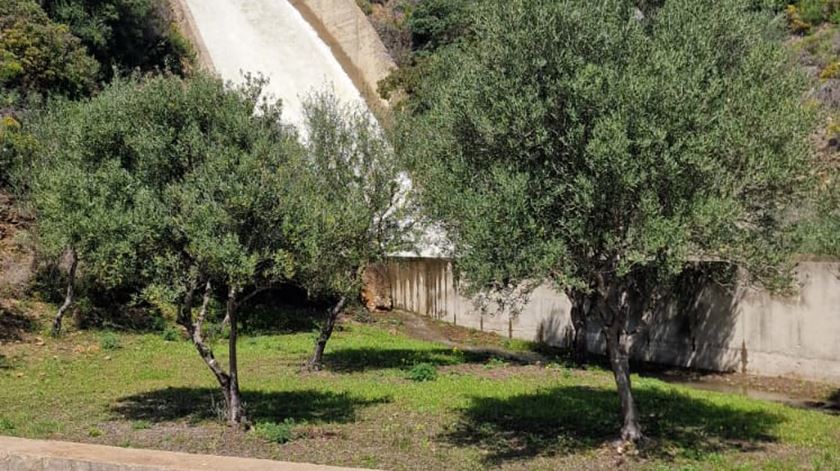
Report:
0,436,378,471
181,0,364,127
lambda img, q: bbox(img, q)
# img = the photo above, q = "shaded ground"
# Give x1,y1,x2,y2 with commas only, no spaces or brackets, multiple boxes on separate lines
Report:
0,308,839,470
380,309,840,409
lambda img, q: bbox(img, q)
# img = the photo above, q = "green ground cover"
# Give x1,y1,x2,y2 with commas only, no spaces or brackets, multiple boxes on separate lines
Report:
0,311,838,470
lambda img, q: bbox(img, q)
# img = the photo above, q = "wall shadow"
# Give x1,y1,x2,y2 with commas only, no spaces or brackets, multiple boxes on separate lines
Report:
111,387,390,424
443,385,783,465
323,347,494,372
587,265,743,373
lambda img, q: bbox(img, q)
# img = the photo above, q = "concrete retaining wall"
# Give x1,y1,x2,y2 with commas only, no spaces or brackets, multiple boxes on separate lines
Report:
384,258,840,383
288,0,397,113
0,436,375,471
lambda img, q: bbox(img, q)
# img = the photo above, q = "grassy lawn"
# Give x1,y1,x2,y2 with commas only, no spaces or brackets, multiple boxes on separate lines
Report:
1,309,839,471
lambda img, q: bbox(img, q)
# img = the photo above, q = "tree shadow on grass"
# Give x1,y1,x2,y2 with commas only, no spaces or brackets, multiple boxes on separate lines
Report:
0,304,35,341
323,347,496,372
443,385,784,465
111,387,390,424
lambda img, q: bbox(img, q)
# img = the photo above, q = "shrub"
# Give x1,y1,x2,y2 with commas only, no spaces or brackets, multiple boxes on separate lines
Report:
408,0,473,53
161,326,180,342
406,362,438,382
255,418,296,444
799,0,828,24
99,332,121,350
821,61,840,79
39,0,194,80
0,0,99,98
131,420,151,430
787,0,840,31
787,4,813,34
355,0,373,15
0,419,14,431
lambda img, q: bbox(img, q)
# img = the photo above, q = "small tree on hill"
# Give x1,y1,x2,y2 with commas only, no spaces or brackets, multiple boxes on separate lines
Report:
404,0,817,442
286,93,405,371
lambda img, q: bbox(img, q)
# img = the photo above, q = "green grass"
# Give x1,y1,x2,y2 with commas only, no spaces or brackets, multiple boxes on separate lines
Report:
0,319,839,470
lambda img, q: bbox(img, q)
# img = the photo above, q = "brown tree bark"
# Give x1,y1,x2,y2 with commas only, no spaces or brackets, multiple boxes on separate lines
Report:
605,321,642,443
225,286,246,426
306,297,347,371
594,268,645,444
178,280,247,427
51,248,78,337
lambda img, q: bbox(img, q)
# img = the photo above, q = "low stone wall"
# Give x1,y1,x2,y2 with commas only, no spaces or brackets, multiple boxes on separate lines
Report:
383,257,840,384
0,436,375,471
288,0,396,113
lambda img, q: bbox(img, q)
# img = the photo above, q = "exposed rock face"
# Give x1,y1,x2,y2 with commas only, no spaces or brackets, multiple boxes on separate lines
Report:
361,264,391,311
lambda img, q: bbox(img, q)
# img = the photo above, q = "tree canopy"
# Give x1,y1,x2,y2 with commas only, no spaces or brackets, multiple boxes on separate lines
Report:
30,73,297,423
286,92,405,369
39,0,193,79
30,70,406,423
0,0,99,100
403,0,818,442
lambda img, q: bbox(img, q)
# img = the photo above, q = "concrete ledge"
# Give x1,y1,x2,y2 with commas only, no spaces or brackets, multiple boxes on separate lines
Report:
0,436,377,471
288,0,396,114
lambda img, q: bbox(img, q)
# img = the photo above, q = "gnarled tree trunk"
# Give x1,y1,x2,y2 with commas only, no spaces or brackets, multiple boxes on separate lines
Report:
306,297,347,371
225,286,246,425
51,248,78,337
178,280,247,427
594,269,646,444
605,321,642,443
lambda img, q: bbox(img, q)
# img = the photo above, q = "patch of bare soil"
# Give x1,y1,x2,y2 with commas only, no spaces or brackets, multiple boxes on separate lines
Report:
650,367,840,413
373,310,546,365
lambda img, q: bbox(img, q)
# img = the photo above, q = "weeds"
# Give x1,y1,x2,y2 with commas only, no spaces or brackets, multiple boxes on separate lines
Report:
407,362,438,382
99,332,121,350
255,418,296,443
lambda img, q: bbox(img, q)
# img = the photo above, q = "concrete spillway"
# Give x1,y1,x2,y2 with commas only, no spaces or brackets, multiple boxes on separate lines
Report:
181,0,365,126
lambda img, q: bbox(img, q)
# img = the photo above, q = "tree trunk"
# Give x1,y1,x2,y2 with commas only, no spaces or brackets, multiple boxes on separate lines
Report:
179,280,246,427
605,323,642,443
306,297,348,371
225,287,246,426
51,249,78,337
568,290,589,364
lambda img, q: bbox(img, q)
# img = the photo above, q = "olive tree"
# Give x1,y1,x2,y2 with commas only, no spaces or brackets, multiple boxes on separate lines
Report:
32,73,297,426
287,93,405,371
31,86,166,335
404,0,817,442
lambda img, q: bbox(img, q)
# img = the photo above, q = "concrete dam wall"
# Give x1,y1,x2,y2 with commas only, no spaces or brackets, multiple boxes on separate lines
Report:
383,258,840,383
173,0,394,126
